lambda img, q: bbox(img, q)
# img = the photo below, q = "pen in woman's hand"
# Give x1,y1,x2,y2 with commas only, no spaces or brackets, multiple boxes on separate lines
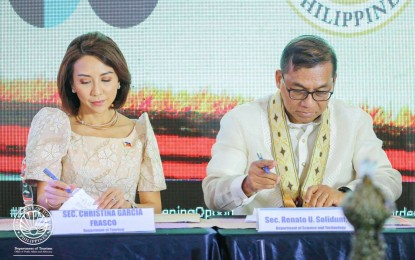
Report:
256,152,270,174
43,168,72,193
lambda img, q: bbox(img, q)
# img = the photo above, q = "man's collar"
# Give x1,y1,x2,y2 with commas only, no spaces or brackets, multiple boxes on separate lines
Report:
285,113,322,128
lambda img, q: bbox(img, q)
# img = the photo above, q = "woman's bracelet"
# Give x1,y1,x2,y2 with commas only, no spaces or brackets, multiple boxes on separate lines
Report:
45,197,61,209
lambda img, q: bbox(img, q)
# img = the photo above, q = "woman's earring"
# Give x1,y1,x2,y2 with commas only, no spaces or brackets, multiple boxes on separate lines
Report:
71,89,76,93
117,84,121,90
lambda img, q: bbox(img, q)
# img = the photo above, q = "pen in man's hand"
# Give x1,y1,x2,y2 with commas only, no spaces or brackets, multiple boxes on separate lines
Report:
43,168,72,193
256,152,270,174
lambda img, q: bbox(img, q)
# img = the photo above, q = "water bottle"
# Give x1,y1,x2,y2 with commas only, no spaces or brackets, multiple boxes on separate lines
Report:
20,158,34,210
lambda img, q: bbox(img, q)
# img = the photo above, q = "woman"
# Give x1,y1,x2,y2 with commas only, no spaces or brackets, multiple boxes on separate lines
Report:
24,32,166,213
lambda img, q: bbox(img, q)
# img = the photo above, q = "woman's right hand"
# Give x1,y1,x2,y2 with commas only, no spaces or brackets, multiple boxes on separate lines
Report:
38,180,75,209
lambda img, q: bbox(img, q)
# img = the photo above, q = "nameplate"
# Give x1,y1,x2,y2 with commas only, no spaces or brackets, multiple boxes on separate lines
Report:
51,208,155,235
257,207,354,232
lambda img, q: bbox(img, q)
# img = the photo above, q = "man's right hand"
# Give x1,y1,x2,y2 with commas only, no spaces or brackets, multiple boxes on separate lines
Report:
242,159,280,197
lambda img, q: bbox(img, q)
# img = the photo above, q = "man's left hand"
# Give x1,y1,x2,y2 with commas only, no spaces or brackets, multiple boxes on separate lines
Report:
303,185,345,207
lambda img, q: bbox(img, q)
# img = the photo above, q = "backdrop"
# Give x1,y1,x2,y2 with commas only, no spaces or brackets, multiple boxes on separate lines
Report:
1,0,414,218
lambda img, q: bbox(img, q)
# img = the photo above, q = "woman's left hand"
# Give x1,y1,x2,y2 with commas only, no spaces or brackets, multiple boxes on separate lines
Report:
95,188,129,209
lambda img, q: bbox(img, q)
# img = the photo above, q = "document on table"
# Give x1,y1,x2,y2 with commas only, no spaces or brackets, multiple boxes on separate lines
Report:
245,208,258,222
0,218,14,231
59,188,98,210
384,216,415,228
155,213,201,223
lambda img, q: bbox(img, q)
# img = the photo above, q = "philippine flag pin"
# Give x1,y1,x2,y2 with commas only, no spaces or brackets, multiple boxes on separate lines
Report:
123,141,132,148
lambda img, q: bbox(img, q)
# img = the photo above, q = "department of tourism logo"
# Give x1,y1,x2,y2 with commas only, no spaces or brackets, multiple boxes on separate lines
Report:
288,0,412,36
13,205,53,245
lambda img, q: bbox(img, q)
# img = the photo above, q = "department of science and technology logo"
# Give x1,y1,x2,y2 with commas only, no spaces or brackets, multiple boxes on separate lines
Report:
288,0,412,36
13,205,53,245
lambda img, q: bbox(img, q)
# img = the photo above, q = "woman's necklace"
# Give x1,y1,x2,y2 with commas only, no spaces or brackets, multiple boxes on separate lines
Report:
76,110,118,130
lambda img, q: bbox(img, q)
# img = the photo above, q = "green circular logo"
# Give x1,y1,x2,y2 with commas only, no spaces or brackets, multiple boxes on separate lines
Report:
288,0,411,37
331,0,369,4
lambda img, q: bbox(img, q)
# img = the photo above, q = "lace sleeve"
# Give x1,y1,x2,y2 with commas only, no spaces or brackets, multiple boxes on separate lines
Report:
24,107,71,186
135,113,166,191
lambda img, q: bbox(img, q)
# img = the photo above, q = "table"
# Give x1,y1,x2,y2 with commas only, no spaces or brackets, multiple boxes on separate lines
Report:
2,224,415,259
0,228,220,259
217,228,415,260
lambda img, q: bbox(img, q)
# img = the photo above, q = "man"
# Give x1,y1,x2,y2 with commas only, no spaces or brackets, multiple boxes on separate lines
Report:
202,35,402,215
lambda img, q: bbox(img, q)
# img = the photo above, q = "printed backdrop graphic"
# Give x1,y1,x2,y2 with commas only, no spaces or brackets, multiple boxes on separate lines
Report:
1,0,414,217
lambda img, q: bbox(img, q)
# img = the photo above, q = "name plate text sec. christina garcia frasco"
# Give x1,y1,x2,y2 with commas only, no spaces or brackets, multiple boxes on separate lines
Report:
51,208,155,235
257,207,353,232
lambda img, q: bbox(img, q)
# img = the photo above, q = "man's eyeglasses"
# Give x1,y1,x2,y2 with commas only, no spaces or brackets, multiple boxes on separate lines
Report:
281,74,334,101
